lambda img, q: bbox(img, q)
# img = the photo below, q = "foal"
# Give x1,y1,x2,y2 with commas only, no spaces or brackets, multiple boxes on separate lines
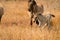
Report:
34,13,55,28
28,0,44,26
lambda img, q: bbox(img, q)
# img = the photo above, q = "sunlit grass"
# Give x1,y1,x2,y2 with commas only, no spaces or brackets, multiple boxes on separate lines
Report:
0,1,60,40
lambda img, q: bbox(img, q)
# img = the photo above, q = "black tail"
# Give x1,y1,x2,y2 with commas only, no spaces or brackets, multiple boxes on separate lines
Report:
51,14,55,17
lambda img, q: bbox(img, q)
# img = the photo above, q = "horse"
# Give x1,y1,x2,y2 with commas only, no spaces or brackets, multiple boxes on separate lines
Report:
33,13,55,28
28,0,44,26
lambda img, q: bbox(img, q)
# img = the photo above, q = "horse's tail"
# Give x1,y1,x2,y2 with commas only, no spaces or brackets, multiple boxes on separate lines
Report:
51,14,55,17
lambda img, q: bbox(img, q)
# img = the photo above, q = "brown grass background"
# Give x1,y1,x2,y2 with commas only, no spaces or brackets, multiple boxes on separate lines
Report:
0,0,60,40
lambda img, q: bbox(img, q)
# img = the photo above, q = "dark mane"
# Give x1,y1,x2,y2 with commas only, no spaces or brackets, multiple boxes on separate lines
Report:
32,0,36,5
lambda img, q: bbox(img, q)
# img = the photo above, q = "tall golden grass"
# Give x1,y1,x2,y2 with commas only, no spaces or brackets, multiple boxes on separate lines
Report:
0,1,60,40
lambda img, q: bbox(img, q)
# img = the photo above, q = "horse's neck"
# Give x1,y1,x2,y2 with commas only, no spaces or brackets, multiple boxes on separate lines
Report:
33,4,38,13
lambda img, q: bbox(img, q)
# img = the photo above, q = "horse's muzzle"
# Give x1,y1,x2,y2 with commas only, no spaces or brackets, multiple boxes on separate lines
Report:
28,9,31,12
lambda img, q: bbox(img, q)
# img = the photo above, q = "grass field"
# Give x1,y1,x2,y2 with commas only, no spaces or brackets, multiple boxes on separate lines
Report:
0,1,60,40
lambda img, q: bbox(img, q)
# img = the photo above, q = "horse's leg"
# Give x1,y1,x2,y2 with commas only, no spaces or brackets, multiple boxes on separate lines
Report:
42,23,47,29
48,21,50,28
47,19,51,30
30,13,34,25
30,15,32,25
38,21,41,27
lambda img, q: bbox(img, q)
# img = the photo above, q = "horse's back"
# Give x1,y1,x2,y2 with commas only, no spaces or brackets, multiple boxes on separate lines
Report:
37,14,46,22
37,5,44,14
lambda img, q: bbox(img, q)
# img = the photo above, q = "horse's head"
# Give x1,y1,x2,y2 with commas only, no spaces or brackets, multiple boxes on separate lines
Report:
33,16,39,25
28,0,36,12
28,2,33,12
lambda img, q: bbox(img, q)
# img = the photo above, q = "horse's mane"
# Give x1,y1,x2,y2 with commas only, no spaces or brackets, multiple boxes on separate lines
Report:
28,0,37,5
32,0,37,5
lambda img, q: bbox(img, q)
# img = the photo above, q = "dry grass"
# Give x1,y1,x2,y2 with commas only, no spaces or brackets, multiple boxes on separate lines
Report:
0,1,60,40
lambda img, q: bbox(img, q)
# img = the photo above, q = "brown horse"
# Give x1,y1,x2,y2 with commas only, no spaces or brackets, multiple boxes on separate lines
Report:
28,0,44,26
